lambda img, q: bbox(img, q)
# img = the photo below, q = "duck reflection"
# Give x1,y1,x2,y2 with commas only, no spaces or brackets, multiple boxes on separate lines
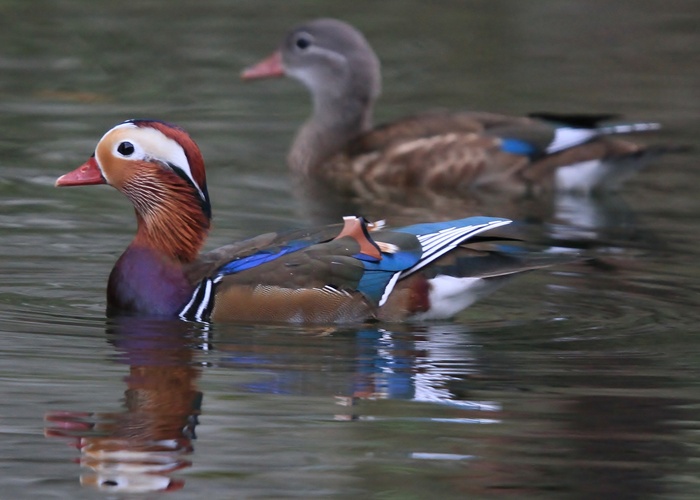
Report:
294,173,557,227
43,313,689,497
214,324,502,419
44,318,205,493
295,173,657,259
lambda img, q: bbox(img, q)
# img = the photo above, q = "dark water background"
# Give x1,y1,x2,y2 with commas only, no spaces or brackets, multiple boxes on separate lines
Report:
1,1,700,498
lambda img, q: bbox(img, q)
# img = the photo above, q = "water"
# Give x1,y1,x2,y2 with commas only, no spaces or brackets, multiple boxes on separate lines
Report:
2,0,700,498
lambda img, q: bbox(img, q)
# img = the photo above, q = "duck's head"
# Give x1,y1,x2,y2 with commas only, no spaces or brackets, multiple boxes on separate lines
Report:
242,18,381,114
56,120,211,261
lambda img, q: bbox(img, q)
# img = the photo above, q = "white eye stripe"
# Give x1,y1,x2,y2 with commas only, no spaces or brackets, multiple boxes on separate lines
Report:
104,122,205,200
110,122,190,169
113,139,143,159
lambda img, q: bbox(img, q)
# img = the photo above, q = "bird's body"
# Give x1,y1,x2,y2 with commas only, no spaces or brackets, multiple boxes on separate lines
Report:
242,18,666,195
56,120,556,324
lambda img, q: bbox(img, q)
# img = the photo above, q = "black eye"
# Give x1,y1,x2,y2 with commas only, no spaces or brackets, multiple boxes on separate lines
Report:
117,141,135,156
295,36,311,50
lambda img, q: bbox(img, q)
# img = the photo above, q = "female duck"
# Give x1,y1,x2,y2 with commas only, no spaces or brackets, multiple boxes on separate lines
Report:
243,18,664,195
56,120,551,323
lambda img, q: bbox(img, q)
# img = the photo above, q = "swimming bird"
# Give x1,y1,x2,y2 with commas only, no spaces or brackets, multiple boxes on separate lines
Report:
242,18,666,195
55,120,557,323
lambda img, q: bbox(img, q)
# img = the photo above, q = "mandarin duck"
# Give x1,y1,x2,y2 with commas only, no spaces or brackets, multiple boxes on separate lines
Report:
242,18,669,195
55,120,562,324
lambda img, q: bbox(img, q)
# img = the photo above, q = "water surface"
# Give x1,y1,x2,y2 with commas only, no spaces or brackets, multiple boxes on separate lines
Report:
1,1,700,498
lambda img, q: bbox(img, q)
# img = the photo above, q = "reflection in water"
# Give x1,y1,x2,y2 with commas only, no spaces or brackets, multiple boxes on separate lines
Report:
548,191,649,249
293,172,559,227
42,318,696,496
294,171,656,254
44,318,205,493
529,355,691,499
213,324,695,497
354,327,694,497
352,326,499,412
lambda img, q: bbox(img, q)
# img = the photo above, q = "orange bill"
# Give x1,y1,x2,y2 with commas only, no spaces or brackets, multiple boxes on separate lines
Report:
55,157,105,187
241,51,285,80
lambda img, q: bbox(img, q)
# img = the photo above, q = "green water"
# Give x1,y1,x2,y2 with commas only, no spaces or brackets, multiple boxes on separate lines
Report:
1,1,700,498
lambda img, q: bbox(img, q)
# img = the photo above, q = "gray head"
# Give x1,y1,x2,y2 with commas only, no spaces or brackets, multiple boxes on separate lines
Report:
280,18,382,118
242,19,383,171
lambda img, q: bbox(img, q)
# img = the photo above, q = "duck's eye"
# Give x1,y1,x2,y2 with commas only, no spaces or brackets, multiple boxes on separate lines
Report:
117,141,135,156
295,36,311,50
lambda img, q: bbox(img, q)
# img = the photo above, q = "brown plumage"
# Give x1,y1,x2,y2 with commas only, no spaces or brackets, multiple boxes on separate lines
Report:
56,119,568,324
242,18,668,195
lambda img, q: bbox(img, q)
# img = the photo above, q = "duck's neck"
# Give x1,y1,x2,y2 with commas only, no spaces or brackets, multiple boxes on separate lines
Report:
107,172,211,317
289,92,376,175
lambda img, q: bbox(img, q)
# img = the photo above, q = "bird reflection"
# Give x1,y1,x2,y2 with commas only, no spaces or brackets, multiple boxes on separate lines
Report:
214,324,504,421
42,316,690,497
293,171,658,258
44,318,205,494
293,173,556,227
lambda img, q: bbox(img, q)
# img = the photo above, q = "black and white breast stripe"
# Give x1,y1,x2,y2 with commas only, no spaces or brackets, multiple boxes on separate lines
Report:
179,276,220,322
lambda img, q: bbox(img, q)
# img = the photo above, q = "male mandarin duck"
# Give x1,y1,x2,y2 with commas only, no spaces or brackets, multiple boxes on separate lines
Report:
55,120,558,324
242,18,668,195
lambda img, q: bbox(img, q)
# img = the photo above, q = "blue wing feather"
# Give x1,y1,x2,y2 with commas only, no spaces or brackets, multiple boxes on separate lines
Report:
212,217,511,306
216,240,311,276
500,138,538,156
357,250,422,302
181,216,514,321
356,217,511,304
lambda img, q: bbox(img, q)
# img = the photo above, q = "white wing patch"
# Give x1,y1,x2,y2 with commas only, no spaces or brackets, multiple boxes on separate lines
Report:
377,219,511,307
546,128,598,154
408,219,511,276
411,274,512,321
546,122,660,155
410,275,485,320
554,159,609,193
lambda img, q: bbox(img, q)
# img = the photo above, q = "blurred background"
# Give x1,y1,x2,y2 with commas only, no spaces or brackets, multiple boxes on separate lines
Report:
1,0,700,498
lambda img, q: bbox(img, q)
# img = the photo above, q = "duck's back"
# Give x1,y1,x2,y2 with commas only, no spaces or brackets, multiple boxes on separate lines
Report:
320,110,652,195
320,111,539,194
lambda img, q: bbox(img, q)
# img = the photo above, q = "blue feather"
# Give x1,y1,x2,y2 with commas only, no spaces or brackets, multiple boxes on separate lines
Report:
357,250,422,302
217,241,310,276
357,272,396,303
500,138,538,156
355,216,511,303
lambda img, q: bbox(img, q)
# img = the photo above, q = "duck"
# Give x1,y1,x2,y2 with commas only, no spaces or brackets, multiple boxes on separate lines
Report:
55,119,561,324
242,18,667,195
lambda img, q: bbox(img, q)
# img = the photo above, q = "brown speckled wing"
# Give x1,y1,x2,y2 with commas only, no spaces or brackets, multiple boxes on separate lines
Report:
184,223,346,286
328,132,529,193
323,111,552,193
344,111,536,155
320,110,651,196
208,235,373,323
210,285,372,323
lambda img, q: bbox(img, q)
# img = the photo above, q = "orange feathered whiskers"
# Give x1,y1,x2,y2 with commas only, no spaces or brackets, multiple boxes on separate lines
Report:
125,165,210,263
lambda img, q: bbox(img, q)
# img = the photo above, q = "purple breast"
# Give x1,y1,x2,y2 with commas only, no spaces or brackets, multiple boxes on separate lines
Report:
107,246,194,318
